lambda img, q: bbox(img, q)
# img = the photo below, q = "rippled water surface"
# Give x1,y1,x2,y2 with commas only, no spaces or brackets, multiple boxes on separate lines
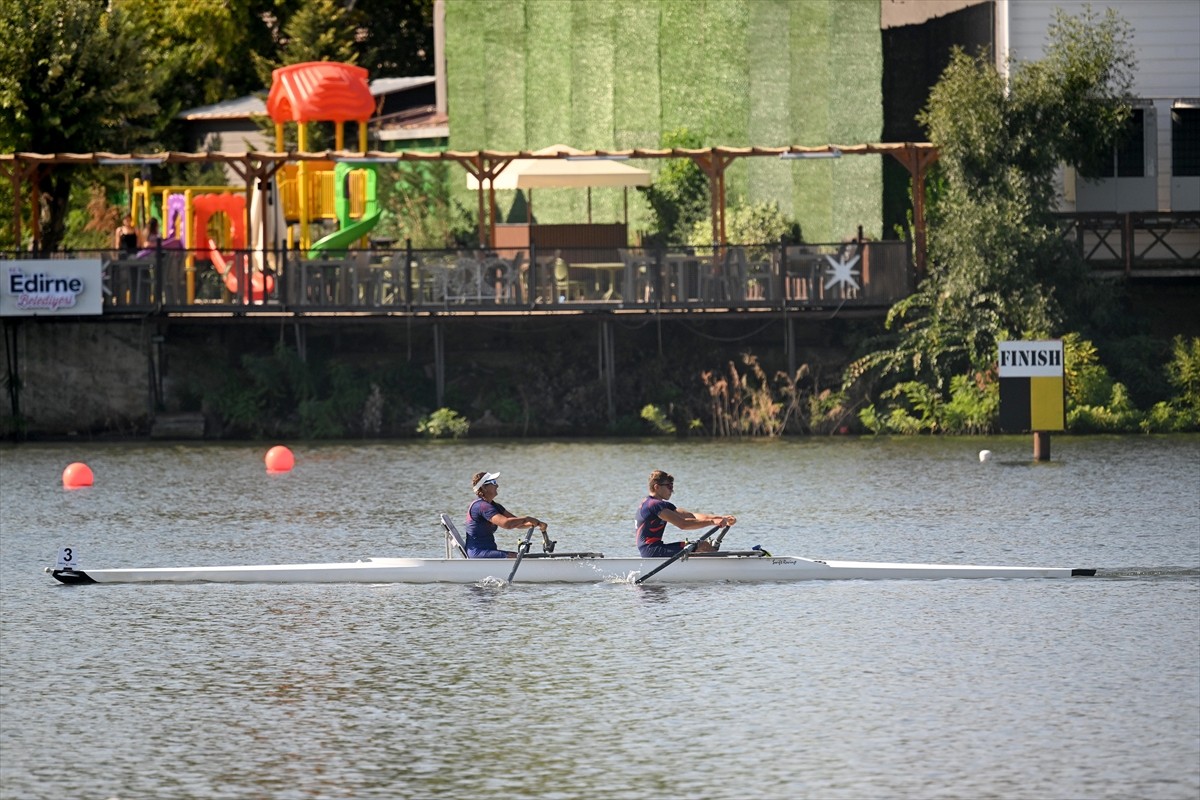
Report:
2,436,1198,799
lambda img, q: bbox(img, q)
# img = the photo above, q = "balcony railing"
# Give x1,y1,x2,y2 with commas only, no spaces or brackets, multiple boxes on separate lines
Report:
3,240,917,316
1055,212,1200,277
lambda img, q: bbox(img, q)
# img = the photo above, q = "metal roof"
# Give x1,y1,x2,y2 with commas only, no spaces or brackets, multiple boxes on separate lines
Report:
177,76,436,121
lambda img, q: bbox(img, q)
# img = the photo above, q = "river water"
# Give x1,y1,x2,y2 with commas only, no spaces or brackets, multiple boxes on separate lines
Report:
1,435,1197,800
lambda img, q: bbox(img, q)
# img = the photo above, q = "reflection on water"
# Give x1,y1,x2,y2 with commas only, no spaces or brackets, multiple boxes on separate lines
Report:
1,435,1198,799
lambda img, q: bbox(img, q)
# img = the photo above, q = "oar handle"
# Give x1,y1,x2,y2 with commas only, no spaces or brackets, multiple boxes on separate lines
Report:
711,525,731,551
634,524,722,585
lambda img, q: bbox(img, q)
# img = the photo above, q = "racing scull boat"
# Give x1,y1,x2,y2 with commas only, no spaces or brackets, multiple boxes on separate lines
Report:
48,514,1095,586
48,553,1095,585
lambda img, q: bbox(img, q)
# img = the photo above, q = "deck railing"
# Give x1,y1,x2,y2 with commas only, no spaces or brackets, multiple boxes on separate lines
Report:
2,240,918,316
7,219,1196,317
1054,211,1200,277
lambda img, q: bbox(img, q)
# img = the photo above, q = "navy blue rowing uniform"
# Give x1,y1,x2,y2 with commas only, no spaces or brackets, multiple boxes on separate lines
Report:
466,498,512,558
636,496,686,558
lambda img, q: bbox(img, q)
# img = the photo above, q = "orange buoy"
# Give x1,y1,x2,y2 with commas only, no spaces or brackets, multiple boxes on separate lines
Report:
62,462,94,489
265,445,295,473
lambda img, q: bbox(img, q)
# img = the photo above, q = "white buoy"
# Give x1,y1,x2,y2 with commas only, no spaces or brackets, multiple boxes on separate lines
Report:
979,449,993,463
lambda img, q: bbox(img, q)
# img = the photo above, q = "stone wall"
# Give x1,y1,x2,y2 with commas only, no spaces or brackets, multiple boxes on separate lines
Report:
3,320,152,436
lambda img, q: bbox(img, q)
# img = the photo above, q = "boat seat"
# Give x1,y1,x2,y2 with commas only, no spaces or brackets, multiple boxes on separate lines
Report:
439,514,468,558
690,550,769,558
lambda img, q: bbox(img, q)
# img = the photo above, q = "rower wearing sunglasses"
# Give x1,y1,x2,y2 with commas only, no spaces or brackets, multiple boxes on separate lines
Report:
465,471,548,559
636,469,737,558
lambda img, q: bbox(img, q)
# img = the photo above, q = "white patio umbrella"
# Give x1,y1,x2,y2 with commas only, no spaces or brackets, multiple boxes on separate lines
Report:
466,144,651,224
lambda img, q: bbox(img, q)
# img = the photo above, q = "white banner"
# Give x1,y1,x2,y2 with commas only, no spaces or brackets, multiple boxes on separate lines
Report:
1,259,104,316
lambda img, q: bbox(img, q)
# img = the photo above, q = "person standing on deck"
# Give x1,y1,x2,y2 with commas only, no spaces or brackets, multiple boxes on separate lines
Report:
114,215,139,256
465,471,548,558
636,469,736,558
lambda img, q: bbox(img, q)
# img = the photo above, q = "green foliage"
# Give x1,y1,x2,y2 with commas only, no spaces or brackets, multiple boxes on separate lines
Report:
417,408,470,439
846,7,1136,400
640,404,676,435
686,200,800,248
378,162,475,249
1165,336,1200,410
1138,336,1200,432
1064,333,1113,407
0,1,166,153
942,372,999,434
806,388,855,435
352,0,433,78
124,0,285,113
639,129,709,246
251,0,359,86
1068,382,1140,433
203,342,430,439
0,0,170,250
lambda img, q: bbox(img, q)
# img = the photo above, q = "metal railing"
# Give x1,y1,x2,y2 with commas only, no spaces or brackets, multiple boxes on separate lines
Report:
2,240,918,316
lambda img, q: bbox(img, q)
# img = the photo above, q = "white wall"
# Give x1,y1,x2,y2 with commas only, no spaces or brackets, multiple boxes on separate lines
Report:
1003,0,1200,212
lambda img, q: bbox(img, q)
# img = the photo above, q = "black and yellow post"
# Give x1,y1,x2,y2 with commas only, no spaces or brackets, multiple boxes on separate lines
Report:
998,341,1065,461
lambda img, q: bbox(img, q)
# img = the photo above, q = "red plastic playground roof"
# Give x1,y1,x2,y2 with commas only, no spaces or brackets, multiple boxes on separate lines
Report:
266,62,375,124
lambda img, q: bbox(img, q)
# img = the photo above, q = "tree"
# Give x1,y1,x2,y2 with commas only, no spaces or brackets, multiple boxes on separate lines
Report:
638,129,709,247
0,0,171,251
847,7,1135,400
352,0,433,77
124,0,292,114
252,0,359,86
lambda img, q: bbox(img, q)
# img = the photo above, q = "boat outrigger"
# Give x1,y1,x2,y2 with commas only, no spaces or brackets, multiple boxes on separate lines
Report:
47,515,1096,586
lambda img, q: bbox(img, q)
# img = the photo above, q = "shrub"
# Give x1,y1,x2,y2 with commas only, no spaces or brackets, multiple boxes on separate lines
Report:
640,404,676,435
942,371,999,434
416,408,470,439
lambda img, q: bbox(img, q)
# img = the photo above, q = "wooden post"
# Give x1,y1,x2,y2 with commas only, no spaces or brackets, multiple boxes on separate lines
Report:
886,145,939,277
1033,432,1051,462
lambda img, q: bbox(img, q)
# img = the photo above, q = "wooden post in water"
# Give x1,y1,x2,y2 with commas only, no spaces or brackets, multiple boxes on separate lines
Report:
1033,431,1051,462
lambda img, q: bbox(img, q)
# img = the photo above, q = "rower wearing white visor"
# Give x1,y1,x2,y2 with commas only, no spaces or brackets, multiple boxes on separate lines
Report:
464,471,549,558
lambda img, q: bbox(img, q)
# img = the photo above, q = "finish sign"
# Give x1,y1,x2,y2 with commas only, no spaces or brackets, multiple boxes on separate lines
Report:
998,340,1065,433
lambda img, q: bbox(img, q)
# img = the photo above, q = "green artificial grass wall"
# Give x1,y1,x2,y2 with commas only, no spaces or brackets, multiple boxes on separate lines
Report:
446,0,884,244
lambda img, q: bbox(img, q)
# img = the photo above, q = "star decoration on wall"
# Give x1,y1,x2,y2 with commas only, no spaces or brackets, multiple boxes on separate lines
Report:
823,254,861,291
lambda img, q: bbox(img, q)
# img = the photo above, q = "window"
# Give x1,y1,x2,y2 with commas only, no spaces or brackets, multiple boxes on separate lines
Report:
1172,107,1200,177
1081,108,1146,178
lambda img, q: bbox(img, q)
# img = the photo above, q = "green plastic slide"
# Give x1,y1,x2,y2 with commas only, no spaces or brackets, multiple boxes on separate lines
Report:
307,161,380,258
307,211,380,258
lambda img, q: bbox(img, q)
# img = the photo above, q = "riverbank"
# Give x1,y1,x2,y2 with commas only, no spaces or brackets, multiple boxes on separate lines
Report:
1,313,867,440
4,279,1196,440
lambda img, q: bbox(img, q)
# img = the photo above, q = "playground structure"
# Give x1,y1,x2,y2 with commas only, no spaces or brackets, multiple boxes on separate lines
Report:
126,62,382,302
267,61,380,256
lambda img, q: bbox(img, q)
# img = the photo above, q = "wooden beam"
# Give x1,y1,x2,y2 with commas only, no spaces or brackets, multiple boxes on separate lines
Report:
886,144,940,276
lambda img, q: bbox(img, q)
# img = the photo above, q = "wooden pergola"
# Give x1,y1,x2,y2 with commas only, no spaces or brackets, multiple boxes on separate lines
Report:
1,142,939,271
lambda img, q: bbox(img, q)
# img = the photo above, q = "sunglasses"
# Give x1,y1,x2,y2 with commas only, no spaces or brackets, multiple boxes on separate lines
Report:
657,482,673,488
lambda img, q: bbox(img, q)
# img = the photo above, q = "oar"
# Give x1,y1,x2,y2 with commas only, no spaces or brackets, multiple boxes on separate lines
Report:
634,524,721,585
506,528,535,584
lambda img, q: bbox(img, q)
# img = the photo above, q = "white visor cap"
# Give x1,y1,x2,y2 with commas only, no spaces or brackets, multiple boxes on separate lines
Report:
472,472,500,492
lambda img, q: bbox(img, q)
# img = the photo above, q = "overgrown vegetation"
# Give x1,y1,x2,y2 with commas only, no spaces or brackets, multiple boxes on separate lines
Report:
638,129,709,247
686,200,801,249
377,162,475,249
842,7,1171,435
416,408,470,439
